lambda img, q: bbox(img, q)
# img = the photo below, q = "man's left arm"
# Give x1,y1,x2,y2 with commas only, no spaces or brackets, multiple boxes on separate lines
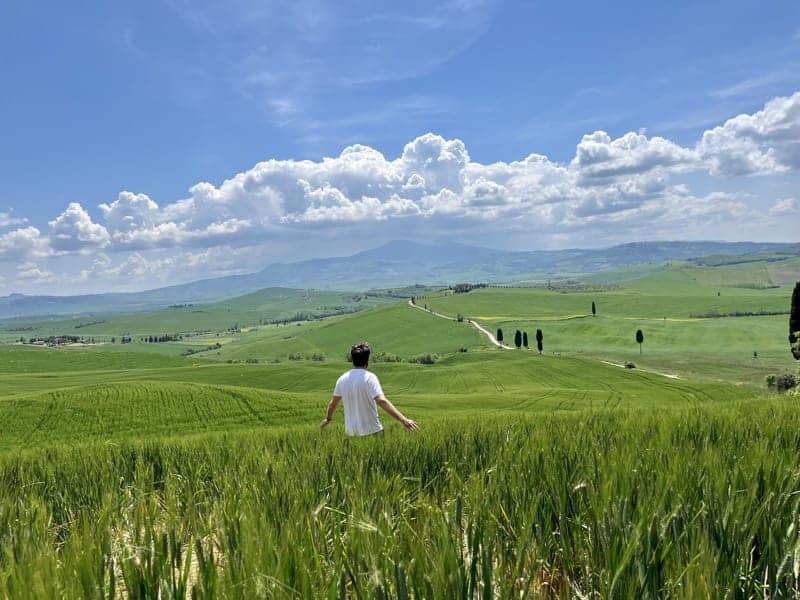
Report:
320,395,341,428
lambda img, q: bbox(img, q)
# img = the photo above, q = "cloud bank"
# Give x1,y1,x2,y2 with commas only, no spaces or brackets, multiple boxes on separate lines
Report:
3,91,800,292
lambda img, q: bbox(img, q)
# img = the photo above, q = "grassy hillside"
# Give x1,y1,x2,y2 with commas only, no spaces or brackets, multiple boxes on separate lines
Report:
422,263,797,383
0,348,753,451
0,288,390,341
580,256,800,287
1,258,797,596
214,302,486,362
424,277,789,321
0,344,187,373
491,314,790,383
624,260,799,291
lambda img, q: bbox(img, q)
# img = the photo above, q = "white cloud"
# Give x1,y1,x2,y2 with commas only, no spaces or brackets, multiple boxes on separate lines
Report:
109,218,254,250
107,252,163,279
99,192,160,232
400,133,469,192
0,211,26,229
48,202,110,251
97,190,254,249
572,130,696,181
5,91,800,292
0,227,51,262
49,94,800,252
288,193,420,224
697,91,800,175
769,197,798,215
73,245,263,290
16,262,55,284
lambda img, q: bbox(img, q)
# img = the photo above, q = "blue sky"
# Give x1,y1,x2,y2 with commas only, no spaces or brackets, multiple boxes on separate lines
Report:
1,0,799,294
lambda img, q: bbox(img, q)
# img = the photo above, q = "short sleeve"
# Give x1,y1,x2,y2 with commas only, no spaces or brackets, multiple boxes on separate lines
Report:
333,376,343,397
367,374,383,399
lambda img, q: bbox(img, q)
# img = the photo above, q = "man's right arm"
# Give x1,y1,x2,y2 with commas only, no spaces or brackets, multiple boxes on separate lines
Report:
320,395,341,429
375,394,418,430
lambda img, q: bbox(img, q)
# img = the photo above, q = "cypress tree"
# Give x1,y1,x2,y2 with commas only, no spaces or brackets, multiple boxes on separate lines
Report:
790,281,800,359
514,330,522,349
591,301,596,316
523,331,529,348
536,329,543,354
636,329,644,355
496,328,504,343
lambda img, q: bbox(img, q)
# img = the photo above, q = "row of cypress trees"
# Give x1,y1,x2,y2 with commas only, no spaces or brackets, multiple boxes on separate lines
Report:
496,326,645,354
460,282,800,359
496,328,544,352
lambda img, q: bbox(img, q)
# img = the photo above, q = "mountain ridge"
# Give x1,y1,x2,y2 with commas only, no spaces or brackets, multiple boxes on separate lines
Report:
2,240,798,320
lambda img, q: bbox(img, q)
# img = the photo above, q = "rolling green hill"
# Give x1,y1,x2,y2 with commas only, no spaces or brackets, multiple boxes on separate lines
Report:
1,256,797,596
584,256,800,288
213,302,486,362
425,275,790,321
1,287,391,342
422,263,797,383
0,351,753,452
3,257,796,385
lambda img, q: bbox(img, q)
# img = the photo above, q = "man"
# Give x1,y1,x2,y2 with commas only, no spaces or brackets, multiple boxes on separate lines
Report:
320,342,418,435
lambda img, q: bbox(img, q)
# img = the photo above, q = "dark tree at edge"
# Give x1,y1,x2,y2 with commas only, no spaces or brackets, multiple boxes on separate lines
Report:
790,281,800,359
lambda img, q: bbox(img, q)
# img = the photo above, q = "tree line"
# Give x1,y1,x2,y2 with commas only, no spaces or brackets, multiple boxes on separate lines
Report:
492,300,646,355
497,328,545,353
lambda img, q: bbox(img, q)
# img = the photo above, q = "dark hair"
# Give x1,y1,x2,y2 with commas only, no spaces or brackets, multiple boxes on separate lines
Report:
350,342,371,367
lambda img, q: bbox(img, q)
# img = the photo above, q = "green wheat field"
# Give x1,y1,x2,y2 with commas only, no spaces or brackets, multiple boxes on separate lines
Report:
1,258,799,597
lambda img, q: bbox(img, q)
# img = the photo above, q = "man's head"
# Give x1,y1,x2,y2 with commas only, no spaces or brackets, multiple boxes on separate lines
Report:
350,342,371,367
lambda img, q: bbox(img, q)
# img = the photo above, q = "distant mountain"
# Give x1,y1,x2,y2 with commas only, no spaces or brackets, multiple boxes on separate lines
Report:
2,240,799,320
454,241,800,280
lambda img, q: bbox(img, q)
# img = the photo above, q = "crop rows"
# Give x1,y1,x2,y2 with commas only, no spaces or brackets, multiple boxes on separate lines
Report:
0,354,751,452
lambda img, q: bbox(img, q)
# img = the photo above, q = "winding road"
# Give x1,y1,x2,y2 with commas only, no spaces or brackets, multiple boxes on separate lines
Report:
408,299,512,349
407,299,681,378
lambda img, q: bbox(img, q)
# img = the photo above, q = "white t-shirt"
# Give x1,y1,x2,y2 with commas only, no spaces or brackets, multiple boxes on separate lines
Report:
333,368,384,436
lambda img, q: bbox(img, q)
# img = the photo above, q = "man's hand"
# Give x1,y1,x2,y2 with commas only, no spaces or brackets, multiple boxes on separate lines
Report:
402,418,419,431
321,396,341,429
376,395,418,431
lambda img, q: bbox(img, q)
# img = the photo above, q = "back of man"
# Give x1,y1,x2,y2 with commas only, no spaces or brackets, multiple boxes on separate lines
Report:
334,368,383,436
321,342,418,436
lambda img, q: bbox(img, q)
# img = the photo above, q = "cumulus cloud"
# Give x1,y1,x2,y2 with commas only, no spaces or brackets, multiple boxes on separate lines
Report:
70,245,263,292
49,202,110,251
697,91,800,175
96,190,255,250
87,92,794,243
0,211,26,229
769,197,798,215
99,191,160,232
4,91,800,290
0,227,51,261
108,218,254,250
16,262,55,284
572,131,696,181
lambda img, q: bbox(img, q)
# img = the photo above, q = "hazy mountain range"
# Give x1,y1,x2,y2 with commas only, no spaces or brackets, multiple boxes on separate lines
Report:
1,240,798,320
